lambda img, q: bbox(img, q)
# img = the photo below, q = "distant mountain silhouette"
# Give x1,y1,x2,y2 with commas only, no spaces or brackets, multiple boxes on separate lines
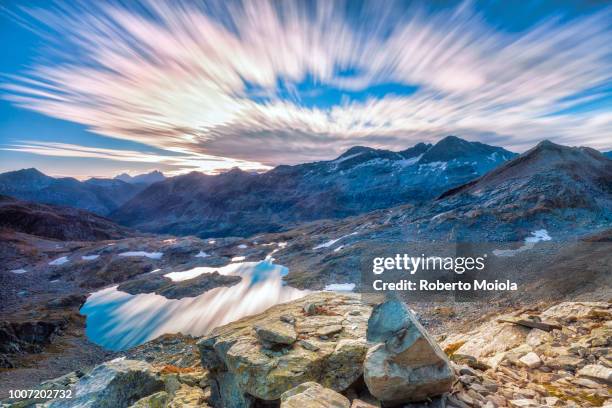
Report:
0,168,145,215
115,170,165,185
111,136,516,237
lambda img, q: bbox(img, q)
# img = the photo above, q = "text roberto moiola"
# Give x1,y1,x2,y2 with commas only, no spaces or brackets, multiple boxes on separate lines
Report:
371,254,518,292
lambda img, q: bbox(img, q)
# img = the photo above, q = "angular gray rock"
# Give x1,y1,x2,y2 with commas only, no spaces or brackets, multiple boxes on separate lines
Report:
197,293,371,406
280,382,350,408
255,320,297,347
577,364,612,384
363,299,454,405
47,358,164,408
321,339,368,390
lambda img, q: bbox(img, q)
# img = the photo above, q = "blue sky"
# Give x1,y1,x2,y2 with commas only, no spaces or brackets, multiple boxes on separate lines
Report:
0,0,610,178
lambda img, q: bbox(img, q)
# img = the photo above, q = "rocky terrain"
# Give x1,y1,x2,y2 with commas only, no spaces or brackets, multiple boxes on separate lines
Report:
0,195,133,241
0,232,609,406
110,137,516,237
117,271,242,299
249,141,612,287
0,139,610,407
1,294,610,407
0,227,252,390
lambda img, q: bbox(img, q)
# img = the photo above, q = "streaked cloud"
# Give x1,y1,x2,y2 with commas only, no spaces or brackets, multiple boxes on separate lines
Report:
2,0,611,172
3,142,269,174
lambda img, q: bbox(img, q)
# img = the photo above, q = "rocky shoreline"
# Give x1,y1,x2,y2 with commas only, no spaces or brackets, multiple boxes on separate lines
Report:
1,293,610,407
1,226,610,406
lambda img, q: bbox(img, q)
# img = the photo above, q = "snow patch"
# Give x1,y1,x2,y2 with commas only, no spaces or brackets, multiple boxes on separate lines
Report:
195,251,210,258
82,255,100,261
313,232,357,250
238,244,248,249
352,158,389,170
394,154,423,168
324,283,356,292
10,269,27,274
49,256,69,266
231,256,246,262
421,161,447,171
431,210,453,221
333,152,362,164
525,229,552,244
493,230,552,257
118,251,163,259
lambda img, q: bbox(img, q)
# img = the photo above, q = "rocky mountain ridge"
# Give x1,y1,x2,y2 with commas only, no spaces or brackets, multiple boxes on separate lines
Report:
0,139,610,407
248,141,612,287
111,136,516,237
115,170,166,185
0,169,145,216
428,140,612,238
0,195,132,241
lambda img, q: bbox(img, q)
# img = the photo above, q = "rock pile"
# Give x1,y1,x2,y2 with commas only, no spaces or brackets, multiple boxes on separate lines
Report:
442,301,612,407
4,297,610,408
0,319,69,368
195,293,455,407
197,292,371,407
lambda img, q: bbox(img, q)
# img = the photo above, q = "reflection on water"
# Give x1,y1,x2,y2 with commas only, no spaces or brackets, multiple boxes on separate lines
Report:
80,260,309,351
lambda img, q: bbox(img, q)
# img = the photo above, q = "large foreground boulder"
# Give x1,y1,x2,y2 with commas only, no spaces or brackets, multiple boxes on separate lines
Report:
363,299,454,405
197,292,371,407
47,358,164,408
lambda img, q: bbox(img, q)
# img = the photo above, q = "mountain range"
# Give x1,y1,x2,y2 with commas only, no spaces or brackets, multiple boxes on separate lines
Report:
0,137,610,241
0,169,163,216
115,170,165,185
264,140,612,287
111,136,516,237
0,136,610,394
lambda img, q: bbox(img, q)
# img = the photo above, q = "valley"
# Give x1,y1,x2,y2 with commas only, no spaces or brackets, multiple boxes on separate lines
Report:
0,137,610,406
1,1,611,405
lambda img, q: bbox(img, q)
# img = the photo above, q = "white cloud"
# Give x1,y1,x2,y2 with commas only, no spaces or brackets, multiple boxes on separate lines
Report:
2,142,269,174
2,0,611,171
